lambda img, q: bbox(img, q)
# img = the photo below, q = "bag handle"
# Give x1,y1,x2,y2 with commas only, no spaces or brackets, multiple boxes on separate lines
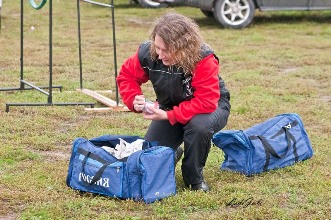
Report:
249,120,299,171
286,130,299,163
78,148,113,186
270,120,298,139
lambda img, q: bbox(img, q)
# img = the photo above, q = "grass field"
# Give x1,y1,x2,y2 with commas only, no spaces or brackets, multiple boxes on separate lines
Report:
0,0,330,219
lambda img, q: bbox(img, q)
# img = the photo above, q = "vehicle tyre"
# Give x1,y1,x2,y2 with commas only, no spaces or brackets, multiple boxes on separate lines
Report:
200,9,213,18
213,0,255,29
137,0,169,8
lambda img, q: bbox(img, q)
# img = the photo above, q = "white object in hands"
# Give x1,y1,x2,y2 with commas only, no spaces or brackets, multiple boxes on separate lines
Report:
142,99,159,115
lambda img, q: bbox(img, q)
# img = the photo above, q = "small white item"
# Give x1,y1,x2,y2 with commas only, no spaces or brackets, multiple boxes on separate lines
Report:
142,99,159,115
102,138,145,159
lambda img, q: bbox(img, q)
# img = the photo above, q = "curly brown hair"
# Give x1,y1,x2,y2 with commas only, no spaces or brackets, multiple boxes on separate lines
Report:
149,11,206,75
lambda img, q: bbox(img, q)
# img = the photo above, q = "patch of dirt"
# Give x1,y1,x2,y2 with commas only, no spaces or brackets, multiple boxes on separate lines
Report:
281,67,299,74
30,148,71,161
39,150,71,160
321,96,331,102
0,213,18,220
0,199,22,220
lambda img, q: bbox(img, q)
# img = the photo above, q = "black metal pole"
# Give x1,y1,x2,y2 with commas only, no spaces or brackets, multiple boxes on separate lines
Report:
77,0,83,89
111,0,119,105
20,0,24,89
48,0,53,104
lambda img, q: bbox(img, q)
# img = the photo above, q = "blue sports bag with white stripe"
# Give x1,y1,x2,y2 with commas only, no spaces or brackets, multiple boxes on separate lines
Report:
66,135,176,203
212,113,314,176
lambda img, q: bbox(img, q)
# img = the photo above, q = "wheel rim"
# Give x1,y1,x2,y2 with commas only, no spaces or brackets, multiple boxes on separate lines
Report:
220,0,251,26
143,0,162,7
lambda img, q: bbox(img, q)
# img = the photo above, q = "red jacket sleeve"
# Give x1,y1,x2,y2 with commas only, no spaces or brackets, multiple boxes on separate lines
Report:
116,50,149,111
167,54,220,125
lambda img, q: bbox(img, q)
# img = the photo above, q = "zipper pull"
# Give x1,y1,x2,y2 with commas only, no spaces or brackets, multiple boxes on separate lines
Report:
116,167,120,173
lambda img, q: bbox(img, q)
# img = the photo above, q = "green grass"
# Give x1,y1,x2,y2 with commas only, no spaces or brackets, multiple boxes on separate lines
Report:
1,0,331,219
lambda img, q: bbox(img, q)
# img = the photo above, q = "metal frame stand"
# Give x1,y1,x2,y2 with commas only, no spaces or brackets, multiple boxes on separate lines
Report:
77,0,128,111
2,0,94,112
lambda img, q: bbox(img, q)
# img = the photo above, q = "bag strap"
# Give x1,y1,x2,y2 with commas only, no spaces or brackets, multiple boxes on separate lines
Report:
78,148,109,164
286,130,299,163
78,148,113,186
270,120,298,139
271,120,299,163
249,120,299,171
88,164,111,186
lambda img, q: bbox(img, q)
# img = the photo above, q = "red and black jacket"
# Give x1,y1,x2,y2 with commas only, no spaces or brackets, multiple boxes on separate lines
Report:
116,41,230,125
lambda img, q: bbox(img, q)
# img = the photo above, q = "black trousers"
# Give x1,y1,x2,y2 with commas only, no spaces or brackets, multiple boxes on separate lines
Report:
144,98,230,185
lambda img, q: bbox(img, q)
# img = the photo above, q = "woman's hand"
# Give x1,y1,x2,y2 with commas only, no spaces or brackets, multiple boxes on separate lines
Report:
143,107,168,121
133,95,145,112
134,95,168,120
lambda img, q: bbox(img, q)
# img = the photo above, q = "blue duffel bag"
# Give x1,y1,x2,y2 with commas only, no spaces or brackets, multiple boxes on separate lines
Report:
66,135,176,203
212,113,314,176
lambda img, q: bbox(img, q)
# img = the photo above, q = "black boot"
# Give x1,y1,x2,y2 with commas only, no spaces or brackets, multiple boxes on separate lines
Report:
190,181,210,192
185,180,210,192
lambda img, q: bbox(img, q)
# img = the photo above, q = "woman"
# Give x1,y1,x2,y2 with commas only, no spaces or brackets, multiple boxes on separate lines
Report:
116,11,230,191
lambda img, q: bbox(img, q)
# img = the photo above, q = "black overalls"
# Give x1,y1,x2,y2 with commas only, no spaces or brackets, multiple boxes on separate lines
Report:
138,42,231,186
